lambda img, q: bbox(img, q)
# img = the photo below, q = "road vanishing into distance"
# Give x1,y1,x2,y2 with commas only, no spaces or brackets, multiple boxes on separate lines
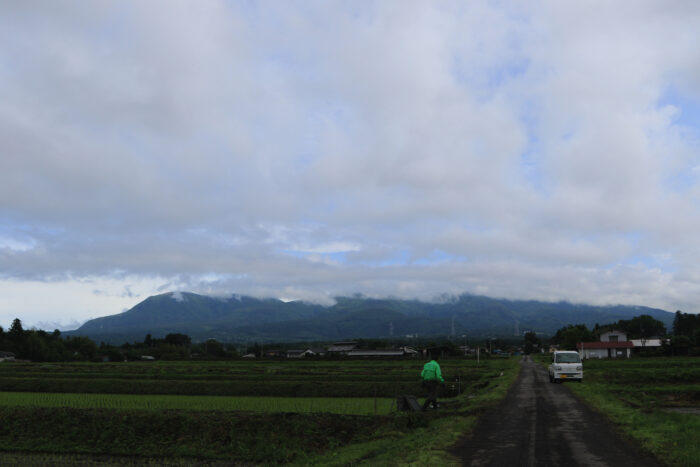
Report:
452,356,661,467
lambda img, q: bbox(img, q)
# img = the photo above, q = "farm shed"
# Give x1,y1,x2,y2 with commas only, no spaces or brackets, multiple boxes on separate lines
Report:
579,341,633,359
327,342,358,354
263,348,285,358
346,349,407,358
630,338,664,348
286,349,315,358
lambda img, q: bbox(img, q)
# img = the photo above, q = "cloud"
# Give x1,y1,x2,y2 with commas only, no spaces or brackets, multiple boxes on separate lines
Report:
2,1,700,327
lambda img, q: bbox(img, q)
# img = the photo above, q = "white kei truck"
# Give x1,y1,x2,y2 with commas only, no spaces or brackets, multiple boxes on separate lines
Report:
548,350,583,383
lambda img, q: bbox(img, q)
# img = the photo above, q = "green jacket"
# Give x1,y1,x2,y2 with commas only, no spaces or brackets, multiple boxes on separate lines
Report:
421,360,444,383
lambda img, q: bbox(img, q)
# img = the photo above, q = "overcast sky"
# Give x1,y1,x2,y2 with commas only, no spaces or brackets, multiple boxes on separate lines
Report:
2,1,700,330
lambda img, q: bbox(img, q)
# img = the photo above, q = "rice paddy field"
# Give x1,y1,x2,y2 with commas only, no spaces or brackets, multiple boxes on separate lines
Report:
0,356,520,465
564,356,700,467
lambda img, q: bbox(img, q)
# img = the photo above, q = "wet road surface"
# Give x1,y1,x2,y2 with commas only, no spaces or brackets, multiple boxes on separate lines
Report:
452,356,661,467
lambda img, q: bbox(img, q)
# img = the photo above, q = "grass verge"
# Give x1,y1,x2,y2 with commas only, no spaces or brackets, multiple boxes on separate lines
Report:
568,382,700,467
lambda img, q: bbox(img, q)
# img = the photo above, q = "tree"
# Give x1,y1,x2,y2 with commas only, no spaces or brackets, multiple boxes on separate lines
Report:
554,324,595,351
670,335,691,356
104,348,124,362
164,333,191,347
24,332,49,361
9,318,24,339
523,332,540,354
694,328,700,347
204,338,226,357
673,311,699,337
621,315,666,339
7,318,26,354
65,336,98,360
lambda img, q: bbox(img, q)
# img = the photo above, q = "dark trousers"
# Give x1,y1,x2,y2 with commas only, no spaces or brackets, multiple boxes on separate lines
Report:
422,380,439,410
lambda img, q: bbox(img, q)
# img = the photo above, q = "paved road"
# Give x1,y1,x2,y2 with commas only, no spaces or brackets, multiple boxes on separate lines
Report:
452,356,661,467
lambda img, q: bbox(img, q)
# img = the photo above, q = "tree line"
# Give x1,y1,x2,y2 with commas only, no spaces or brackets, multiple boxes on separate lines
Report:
0,319,98,361
0,319,239,362
546,312,700,355
4,311,700,362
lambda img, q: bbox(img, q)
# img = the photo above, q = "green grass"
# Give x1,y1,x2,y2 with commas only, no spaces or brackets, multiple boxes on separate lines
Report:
0,407,383,464
0,357,522,464
0,392,396,414
0,359,496,397
549,356,700,467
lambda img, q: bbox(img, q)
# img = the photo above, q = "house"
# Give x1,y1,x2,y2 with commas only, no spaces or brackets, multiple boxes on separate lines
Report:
309,347,327,357
263,349,285,358
0,351,15,362
286,349,315,358
346,349,406,358
579,330,633,359
327,341,358,354
600,330,627,343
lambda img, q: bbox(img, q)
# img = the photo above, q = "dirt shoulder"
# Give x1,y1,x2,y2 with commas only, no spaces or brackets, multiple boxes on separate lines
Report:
451,356,662,467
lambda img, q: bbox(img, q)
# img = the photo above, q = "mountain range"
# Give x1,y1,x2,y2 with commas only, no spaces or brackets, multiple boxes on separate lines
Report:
66,292,676,344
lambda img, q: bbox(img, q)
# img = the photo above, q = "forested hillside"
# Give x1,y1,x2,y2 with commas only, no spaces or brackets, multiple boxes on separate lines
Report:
65,292,675,344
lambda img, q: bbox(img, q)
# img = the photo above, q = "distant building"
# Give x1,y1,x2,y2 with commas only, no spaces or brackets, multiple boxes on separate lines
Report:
0,351,15,362
630,338,664,348
599,330,626,343
324,343,416,358
423,345,453,358
286,349,315,358
579,331,633,359
346,349,405,358
327,342,358,354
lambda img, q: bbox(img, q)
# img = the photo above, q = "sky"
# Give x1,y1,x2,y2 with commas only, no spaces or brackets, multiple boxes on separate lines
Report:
2,1,700,331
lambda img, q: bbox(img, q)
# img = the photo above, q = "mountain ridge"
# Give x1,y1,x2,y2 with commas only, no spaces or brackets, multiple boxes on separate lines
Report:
65,292,675,344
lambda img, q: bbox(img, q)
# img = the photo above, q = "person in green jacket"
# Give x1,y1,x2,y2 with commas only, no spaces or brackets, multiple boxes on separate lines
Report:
421,353,445,410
